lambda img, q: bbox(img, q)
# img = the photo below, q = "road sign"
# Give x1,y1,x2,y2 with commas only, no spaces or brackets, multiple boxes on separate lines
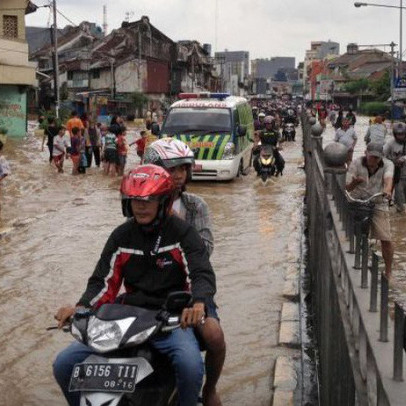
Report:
393,87,406,100
395,77,406,88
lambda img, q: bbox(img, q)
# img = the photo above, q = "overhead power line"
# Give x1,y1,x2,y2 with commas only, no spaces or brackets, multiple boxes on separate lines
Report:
55,8,77,27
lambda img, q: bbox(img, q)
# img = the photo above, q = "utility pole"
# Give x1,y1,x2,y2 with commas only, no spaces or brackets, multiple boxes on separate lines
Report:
391,41,396,123
52,0,60,119
103,5,108,36
110,58,115,99
400,0,403,77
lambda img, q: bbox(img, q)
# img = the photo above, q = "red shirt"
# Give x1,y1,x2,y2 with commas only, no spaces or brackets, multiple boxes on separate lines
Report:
135,137,146,154
117,135,128,156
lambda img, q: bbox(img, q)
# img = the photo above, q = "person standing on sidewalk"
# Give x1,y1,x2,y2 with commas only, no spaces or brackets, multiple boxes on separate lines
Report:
384,122,406,213
334,109,344,129
334,118,357,165
346,142,394,277
346,108,357,126
364,115,387,146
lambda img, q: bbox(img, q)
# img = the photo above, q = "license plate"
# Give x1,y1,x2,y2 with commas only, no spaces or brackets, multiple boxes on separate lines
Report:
69,362,138,393
193,164,203,172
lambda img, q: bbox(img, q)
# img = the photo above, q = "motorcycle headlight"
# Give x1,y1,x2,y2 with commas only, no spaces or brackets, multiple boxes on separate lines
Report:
222,142,235,159
87,317,135,353
261,157,272,165
127,326,157,345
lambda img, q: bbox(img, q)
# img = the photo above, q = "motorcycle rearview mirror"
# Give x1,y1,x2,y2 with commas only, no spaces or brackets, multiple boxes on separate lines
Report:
151,122,160,136
164,291,193,313
237,125,247,137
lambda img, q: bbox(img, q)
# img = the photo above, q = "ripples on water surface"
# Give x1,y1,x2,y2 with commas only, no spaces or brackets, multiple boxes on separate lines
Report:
0,124,305,405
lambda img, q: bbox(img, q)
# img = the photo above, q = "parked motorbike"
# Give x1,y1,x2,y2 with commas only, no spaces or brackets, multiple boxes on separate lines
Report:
59,292,192,406
282,123,296,142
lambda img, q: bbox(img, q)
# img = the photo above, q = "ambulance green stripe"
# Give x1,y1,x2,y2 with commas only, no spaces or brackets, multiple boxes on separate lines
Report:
202,135,216,160
214,136,230,160
206,135,221,160
197,135,212,160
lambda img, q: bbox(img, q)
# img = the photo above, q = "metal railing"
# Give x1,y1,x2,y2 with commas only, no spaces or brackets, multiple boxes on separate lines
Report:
302,111,406,405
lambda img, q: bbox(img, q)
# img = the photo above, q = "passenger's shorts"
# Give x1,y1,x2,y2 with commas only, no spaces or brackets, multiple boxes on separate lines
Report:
119,154,127,167
104,149,118,164
205,297,219,321
53,154,64,164
371,209,392,241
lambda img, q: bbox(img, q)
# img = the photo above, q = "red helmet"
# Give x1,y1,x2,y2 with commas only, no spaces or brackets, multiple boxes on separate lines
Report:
121,164,175,218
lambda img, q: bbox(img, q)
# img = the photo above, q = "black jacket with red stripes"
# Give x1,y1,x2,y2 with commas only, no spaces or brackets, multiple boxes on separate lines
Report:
77,215,216,309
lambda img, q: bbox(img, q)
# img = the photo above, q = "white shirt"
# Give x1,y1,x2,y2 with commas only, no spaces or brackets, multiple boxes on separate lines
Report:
53,135,70,156
0,155,10,177
346,156,394,209
172,197,187,220
335,127,357,149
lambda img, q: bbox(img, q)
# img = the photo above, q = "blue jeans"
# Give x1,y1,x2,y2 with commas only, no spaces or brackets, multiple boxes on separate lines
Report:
53,328,204,406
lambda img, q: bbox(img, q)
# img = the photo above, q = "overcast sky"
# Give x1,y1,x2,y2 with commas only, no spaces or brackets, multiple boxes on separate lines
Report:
26,0,405,65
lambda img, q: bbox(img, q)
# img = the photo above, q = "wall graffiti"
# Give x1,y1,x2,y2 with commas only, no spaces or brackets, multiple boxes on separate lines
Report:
0,86,27,137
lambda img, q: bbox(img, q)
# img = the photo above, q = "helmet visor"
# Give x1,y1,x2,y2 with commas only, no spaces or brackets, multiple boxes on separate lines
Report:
163,157,195,168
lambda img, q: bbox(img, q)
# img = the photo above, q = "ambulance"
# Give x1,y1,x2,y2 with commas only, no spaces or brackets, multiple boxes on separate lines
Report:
160,93,254,181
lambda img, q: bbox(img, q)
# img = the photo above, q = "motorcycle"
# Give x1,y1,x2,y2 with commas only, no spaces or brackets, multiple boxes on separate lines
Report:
60,292,193,406
282,123,296,142
254,144,277,182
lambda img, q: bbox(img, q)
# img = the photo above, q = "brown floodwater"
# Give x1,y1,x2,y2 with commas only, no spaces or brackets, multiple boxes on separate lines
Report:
0,123,305,405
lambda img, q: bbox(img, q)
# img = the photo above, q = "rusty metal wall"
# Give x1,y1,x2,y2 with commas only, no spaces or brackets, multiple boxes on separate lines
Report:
146,59,169,94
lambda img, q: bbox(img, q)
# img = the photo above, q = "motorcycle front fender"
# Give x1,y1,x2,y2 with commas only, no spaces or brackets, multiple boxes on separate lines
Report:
80,392,122,406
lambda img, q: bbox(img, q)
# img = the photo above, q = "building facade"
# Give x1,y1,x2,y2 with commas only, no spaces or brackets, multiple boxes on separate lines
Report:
0,0,37,137
214,50,249,94
303,40,339,98
251,57,295,79
29,16,218,119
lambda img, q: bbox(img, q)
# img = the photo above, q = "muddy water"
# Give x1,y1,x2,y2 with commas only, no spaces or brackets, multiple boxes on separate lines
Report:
323,118,406,290
0,124,305,405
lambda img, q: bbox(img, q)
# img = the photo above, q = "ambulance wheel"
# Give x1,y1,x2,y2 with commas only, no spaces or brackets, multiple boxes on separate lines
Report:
237,159,244,177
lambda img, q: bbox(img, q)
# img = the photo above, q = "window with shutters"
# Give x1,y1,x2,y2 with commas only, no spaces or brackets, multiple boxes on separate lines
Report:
3,15,18,39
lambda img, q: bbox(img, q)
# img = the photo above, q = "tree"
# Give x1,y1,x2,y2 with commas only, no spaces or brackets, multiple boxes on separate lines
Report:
131,92,149,118
344,78,370,95
370,71,391,101
344,78,370,107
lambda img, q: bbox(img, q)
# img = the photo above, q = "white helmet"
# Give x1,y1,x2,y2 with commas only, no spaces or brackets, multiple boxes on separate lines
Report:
144,137,195,169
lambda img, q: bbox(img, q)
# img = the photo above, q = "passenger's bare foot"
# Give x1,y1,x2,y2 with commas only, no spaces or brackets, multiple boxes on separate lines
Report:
202,387,222,406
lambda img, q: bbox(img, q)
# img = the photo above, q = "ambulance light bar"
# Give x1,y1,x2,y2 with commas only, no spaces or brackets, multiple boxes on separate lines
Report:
178,92,230,100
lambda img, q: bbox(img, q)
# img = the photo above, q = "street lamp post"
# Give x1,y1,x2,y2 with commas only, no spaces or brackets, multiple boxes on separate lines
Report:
52,0,60,119
354,1,404,74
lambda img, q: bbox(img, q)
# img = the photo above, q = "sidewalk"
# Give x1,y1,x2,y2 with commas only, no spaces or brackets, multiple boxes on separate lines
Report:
322,117,406,298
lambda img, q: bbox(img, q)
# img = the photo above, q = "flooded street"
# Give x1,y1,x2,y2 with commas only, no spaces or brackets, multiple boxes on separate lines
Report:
0,124,305,405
